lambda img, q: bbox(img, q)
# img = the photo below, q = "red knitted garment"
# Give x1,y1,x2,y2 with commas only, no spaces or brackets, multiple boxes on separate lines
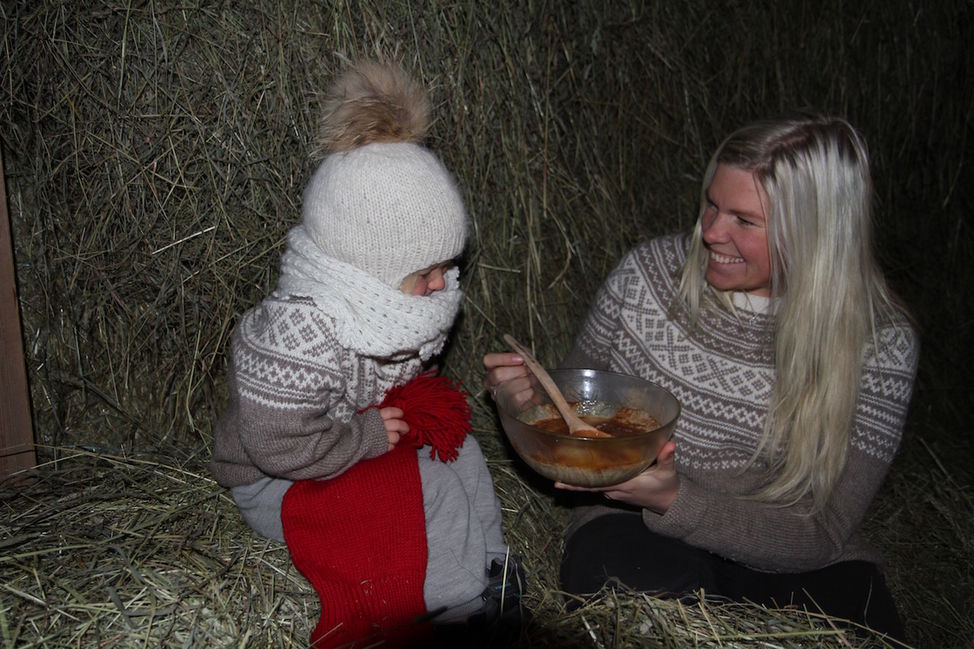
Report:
374,371,471,462
281,373,471,648
282,445,429,648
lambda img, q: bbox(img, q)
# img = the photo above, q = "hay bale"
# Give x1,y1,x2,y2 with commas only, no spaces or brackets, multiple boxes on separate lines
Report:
1,1,971,647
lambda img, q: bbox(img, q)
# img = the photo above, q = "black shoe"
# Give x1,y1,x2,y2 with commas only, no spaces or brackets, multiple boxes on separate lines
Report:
482,555,527,617
434,555,529,647
472,555,529,645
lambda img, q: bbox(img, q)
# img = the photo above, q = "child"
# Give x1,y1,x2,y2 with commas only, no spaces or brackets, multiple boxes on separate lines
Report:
210,61,521,647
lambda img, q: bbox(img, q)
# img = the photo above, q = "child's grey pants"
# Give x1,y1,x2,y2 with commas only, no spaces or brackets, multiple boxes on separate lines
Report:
230,436,508,621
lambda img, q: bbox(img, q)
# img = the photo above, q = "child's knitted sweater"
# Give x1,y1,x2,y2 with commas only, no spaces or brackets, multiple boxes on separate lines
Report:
211,226,462,489
562,234,918,573
210,293,424,488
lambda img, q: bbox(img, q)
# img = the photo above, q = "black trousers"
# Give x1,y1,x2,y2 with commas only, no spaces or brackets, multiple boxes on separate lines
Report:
560,513,904,641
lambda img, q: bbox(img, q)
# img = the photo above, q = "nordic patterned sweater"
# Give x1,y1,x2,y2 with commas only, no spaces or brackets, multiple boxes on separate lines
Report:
210,294,425,488
561,234,919,572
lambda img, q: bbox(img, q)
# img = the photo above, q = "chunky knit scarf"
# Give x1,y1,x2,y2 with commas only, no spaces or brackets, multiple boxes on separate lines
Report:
275,225,462,361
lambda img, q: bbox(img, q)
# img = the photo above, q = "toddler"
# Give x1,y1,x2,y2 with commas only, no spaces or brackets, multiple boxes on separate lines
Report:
210,61,520,647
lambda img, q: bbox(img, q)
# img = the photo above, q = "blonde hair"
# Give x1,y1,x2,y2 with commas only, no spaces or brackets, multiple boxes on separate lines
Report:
679,114,904,512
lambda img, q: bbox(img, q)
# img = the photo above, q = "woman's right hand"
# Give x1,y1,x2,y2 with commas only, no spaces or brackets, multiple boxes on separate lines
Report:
484,351,541,411
483,352,528,390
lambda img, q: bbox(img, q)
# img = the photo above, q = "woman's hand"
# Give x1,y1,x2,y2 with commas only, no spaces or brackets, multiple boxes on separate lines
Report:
555,440,679,514
483,352,528,391
379,406,409,451
483,351,541,410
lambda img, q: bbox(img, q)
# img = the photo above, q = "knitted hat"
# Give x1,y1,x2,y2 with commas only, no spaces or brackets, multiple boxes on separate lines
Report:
302,61,468,288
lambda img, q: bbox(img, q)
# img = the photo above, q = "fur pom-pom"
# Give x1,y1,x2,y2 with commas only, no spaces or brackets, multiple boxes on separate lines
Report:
316,61,431,154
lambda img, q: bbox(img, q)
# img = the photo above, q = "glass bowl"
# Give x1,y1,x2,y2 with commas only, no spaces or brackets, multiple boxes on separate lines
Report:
494,368,681,487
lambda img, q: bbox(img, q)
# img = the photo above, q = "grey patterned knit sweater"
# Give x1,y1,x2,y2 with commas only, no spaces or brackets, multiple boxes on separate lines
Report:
562,234,919,572
210,294,425,488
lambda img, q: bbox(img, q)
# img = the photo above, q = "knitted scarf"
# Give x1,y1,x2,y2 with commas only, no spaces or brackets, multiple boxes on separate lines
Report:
283,445,429,648
275,225,462,361
282,373,472,648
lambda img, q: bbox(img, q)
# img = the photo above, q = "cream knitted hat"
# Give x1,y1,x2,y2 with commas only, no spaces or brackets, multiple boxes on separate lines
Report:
301,61,468,288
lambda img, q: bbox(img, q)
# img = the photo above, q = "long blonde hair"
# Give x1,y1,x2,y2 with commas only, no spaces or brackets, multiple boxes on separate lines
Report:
679,114,903,512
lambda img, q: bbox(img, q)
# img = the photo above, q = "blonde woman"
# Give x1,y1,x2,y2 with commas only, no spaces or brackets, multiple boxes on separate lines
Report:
484,114,918,639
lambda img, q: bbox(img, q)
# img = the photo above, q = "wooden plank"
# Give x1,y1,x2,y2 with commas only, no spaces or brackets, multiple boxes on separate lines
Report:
0,147,36,478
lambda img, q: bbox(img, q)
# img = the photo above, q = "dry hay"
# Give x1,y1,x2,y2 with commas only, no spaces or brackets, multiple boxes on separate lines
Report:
1,448,314,645
1,1,972,648
1,446,910,649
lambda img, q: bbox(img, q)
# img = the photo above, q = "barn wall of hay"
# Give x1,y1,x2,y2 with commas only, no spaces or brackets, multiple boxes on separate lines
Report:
2,1,971,647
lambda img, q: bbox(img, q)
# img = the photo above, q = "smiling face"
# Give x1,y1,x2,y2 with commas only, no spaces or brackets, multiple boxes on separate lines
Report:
701,164,772,297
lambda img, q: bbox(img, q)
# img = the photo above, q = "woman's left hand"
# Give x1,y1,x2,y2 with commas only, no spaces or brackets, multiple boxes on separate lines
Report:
555,440,679,514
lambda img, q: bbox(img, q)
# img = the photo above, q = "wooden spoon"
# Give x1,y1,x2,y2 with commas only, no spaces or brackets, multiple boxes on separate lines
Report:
503,334,609,438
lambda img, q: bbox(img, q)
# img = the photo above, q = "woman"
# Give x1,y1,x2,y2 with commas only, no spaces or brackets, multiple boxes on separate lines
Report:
484,113,918,639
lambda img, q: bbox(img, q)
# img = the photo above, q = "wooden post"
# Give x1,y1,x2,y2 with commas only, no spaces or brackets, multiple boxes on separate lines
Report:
0,147,36,478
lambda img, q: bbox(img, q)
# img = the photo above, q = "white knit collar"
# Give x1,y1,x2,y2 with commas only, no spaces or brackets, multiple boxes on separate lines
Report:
274,225,462,361
731,291,771,315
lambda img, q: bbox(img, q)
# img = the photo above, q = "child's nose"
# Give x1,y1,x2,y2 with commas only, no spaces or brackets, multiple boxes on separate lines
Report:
427,269,446,292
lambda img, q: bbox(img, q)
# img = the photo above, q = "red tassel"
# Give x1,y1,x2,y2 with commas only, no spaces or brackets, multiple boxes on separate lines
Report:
371,371,471,462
